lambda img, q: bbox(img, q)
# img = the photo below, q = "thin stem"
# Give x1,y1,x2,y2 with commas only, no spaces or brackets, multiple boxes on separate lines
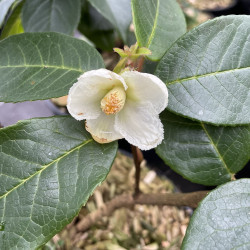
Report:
113,57,128,74
131,145,144,196
136,56,145,72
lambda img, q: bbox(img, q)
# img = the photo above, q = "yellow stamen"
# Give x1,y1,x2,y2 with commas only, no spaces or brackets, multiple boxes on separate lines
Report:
101,86,126,115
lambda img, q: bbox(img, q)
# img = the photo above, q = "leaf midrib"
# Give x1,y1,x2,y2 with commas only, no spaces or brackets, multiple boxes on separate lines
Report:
0,64,83,72
0,138,93,200
146,0,159,48
201,123,233,176
167,66,250,85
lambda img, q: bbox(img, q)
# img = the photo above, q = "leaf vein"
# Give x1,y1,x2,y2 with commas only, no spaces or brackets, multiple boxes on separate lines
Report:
201,123,232,175
0,139,93,200
168,66,250,85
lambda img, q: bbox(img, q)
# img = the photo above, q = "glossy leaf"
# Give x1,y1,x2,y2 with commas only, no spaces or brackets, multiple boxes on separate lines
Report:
132,0,186,61
0,0,16,27
0,1,24,39
88,0,132,43
22,0,81,35
182,179,250,249
156,111,250,185
0,116,118,249
155,15,250,125
0,32,104,102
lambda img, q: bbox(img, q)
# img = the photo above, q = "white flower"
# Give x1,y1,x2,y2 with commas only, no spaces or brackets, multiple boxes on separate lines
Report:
67,69,168,150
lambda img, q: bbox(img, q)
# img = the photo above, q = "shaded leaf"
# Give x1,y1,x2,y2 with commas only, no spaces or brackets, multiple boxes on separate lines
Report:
182,179,250,250
156,111,250,185
0,1,24,39
78,3,115,51
0,32,104,102
88,0,132,43
22,0,81,35
155,15,250,125
0,116,117,249
132,0,186,61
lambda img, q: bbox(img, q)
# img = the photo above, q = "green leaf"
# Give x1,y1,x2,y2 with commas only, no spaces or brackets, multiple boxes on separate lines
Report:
22,0,81,35
155,15,250,125
0,116,118,249
88,0,132,43
136,47,152,56
0,1,24,39
182,179,250,249
156,111,250,186
142,60,158,74
0,32,104,102
113,48,127,58
0,0,16,27
132,0,186,61
78,3,115,51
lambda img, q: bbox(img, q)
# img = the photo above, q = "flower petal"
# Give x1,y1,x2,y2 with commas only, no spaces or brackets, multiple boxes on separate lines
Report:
121,71,168,113
67,69,127,120
115,100,164,150
86,113,123,143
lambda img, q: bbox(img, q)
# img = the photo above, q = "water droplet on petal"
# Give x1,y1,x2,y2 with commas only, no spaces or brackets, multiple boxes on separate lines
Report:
198,110,203,116
48,152,52,156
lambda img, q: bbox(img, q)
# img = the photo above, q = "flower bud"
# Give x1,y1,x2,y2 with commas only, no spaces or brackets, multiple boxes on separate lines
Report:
101,86,126,115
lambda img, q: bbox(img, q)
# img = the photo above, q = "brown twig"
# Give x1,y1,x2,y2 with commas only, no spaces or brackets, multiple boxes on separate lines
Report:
131,145,144,196
76,191,209,232
136,56,145,72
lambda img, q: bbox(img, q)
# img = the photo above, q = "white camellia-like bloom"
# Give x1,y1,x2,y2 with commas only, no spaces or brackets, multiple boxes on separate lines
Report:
67,69,168,150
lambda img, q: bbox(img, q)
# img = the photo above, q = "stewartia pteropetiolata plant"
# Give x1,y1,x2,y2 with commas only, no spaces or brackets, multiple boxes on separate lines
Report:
0,0,249,249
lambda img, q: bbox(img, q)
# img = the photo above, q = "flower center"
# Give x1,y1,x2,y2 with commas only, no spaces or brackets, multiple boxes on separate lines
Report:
101,86,126,115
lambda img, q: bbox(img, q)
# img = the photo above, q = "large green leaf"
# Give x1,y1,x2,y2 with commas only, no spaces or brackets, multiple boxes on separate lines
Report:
155,15,250,125
182,179,250,249
0,0,16,27
0,32,104,102
156,111,250,186
88,0,132,43
22,0,81,35
132,0,186,61
0,1,24,39
0,116,117,249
